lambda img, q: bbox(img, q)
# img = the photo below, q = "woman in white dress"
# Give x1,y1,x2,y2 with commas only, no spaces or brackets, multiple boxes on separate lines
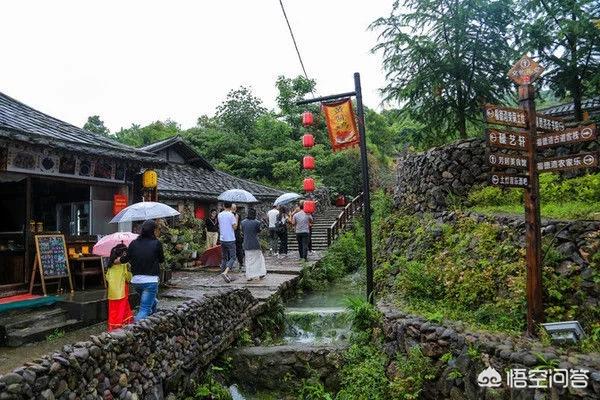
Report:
240,208,266,281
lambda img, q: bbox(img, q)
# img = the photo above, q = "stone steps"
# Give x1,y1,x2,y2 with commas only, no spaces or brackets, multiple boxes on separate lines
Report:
0,306,85,347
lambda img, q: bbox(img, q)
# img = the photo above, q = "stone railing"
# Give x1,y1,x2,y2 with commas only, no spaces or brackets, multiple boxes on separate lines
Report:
379,302,600,400
0,289,257,399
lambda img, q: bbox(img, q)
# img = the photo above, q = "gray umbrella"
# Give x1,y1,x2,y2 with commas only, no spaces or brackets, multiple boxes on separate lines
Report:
109,201,180,223
274,192,303,206
217,189,258,204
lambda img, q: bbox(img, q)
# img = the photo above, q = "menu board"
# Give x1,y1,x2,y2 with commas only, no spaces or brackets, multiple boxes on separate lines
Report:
35,235,70,278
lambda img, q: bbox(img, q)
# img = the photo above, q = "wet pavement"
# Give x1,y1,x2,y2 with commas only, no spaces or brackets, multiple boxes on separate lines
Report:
0,251,322,371
161,252,320,305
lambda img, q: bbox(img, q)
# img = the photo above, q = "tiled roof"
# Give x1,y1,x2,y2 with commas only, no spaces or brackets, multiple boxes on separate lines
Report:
157,163,283,201
0,91,159,164
140,136,214,170
540,96,600,117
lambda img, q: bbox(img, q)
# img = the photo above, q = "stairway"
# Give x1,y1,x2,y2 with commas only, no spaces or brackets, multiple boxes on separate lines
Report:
0,305,84,347
287,207,346,252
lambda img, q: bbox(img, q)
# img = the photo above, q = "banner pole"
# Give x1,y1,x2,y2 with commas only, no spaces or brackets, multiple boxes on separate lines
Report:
354,72,374,304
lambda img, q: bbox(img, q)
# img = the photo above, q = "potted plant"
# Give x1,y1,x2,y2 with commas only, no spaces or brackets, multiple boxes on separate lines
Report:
169,228,180,243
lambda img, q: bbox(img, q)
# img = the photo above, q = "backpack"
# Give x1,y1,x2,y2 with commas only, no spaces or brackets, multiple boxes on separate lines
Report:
275,215,287,233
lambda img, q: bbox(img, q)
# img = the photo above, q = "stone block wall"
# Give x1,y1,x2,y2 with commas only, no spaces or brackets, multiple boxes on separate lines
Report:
227,343,347,392
0,289,257,400
424,211,600,315
380,303,600,400
394,139,487,212
394,136,600,212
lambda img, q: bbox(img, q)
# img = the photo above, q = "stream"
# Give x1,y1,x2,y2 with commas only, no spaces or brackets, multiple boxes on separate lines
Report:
229,272,364,399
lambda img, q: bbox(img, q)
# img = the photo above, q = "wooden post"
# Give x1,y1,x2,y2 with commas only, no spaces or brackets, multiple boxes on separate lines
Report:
520,84,544,335
354,72,375,304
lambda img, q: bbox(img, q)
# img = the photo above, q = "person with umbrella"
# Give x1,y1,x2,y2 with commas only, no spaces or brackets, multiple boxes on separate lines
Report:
105,243,133,331
121,220,164,321
218,202,238,282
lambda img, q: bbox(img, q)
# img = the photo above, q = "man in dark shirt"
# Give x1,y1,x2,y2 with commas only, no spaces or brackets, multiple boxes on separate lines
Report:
205,209,219,249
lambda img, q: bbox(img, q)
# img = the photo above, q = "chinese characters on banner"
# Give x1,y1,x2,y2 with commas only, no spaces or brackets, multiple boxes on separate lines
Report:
322,98,359,152
113,194,128,216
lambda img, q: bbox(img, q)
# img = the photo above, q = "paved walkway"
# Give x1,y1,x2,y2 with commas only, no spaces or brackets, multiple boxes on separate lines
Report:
159,252,321,309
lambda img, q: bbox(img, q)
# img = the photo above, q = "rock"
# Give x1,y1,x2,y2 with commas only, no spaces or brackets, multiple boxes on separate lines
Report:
0,374,23,386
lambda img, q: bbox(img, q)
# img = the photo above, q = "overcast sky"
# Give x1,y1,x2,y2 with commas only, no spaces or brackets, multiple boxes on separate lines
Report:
1,0,392,132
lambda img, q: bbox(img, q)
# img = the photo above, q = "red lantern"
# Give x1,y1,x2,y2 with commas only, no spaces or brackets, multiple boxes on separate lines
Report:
302,111,314,127
304,200,316,214
303,155,315,170
194,207,206,220
302,134,315,148
303,177,316,192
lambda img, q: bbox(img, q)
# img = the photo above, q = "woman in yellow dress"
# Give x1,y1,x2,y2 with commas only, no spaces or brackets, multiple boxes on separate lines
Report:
105,243,133,331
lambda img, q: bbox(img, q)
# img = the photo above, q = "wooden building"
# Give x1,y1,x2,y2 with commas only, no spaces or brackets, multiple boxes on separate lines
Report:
540,96,600,122
139,136,282,214
0,91,159,298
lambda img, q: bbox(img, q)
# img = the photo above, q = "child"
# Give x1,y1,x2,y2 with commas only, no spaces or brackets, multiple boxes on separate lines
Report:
105,243,133,331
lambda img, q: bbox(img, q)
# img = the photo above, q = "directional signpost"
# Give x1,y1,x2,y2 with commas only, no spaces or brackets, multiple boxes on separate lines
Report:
484,55,599,336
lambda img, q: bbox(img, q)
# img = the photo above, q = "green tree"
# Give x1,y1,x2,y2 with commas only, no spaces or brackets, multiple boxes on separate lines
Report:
370,0,517,139
215,86,267,139
115,120,179,147
522,0,600,121
83,115,110,136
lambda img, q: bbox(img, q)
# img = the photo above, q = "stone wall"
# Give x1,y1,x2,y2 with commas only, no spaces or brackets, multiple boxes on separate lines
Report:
227,343,347,393
379,303,600,400
394,139,487,212
429,211,600,315
394,137,600,212
0,289,257,400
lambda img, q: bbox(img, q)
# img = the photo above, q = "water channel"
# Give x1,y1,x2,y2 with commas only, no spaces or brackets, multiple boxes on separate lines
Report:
229,272,364,399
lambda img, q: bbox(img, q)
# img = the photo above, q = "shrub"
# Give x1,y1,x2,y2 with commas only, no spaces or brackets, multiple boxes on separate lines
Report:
388,346,437,400
299,376,333,400
335,344,389,400
345,296,382,333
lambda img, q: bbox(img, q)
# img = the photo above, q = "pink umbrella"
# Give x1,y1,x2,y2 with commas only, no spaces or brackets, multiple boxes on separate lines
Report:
92,232,138,257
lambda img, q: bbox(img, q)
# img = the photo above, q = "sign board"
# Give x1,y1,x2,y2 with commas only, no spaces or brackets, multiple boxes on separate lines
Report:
30,235,74,296
536,124,597,149
35,235,70,278
488,153,528,170
489,173,529,188
537,153,597,172
322,98,360,152
508,55,544,85
484,104,565,132
113,194,128,216
484,104,527,128
487,129,528,150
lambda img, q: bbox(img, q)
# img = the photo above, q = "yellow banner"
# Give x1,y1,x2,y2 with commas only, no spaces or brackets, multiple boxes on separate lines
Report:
322,98,359,152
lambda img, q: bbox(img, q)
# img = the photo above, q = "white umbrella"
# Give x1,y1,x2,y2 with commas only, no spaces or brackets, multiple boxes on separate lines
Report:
218,189,258,204
110,201,180,223
274,192,303,206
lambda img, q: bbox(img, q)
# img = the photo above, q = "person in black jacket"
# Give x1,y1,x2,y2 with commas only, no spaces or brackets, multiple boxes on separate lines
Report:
122,219,164,321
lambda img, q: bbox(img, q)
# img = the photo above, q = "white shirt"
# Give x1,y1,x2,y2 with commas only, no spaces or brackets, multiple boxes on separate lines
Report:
131,275,159,284
267,209,280,228
218,210,237,242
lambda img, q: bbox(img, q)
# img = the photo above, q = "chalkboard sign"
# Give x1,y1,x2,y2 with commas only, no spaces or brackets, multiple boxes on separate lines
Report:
36,235,69,277
30,235,74,295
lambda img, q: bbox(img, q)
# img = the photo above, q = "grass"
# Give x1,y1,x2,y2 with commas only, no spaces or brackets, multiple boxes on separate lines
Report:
471,201,600,220
466,173,600,220
45,329,65,342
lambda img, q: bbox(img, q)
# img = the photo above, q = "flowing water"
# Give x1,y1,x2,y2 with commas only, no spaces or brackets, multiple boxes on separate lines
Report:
229,273,364,398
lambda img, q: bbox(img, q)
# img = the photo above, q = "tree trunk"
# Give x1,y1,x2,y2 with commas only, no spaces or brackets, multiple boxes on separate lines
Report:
572,81,583,122
456,84,467,139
